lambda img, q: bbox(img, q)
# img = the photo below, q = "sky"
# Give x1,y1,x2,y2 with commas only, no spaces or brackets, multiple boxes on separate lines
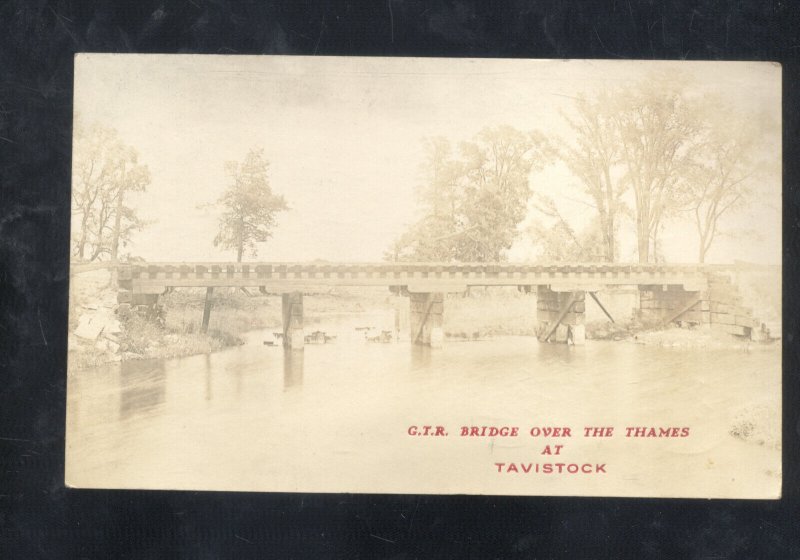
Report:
73,55,782,264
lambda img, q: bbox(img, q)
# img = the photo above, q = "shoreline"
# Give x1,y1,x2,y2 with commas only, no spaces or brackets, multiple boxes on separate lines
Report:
69,312,778,374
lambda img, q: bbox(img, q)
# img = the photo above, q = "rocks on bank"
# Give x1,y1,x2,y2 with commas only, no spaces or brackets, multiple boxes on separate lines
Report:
68,268,243,372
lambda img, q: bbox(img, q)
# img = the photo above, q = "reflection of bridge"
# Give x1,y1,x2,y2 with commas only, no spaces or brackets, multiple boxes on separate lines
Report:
113,262,768,348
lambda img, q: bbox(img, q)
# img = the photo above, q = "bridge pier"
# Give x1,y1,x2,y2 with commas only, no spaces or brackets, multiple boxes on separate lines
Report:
409,292,444,347
281,292,304,350
637,285,705,327
536,286,585,344
638,277,765,339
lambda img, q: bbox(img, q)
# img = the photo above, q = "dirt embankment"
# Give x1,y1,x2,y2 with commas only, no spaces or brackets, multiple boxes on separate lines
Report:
69,269,259,372
68,269,124,371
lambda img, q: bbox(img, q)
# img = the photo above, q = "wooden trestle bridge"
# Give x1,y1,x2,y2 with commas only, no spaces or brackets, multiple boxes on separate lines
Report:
101,261,768,348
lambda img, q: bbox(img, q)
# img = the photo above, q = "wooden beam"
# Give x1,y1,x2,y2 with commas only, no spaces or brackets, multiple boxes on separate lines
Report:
407,284,466,294
201,287,214,333
128,275,708,290
413,295,435,344
589,291,615,323
663,293,702,326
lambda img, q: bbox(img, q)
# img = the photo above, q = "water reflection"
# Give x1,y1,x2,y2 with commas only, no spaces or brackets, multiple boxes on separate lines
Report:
283,350,304,389
204,354,212,401
66,318,781,495
536,340,580,364
119,359,166,420
410,345,433,371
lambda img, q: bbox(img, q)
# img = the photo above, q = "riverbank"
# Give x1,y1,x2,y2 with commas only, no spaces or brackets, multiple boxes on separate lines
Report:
67,270,259,371
68,269,398,372
632,324,776,350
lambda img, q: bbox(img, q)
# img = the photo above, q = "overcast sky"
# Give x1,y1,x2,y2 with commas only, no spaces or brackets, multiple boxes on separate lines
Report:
73,55,781,264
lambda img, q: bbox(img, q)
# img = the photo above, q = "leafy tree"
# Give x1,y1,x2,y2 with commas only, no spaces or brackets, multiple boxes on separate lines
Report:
71,121,150,262
214,148,288,262
684,108,769,263
393,126,546,262
528,218,605,262
611,75,702,263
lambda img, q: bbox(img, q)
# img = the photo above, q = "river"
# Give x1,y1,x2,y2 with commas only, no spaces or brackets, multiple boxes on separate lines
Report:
65,311,781,498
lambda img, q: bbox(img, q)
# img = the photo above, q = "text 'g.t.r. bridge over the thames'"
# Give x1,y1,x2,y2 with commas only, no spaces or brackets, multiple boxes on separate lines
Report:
112,261,770,348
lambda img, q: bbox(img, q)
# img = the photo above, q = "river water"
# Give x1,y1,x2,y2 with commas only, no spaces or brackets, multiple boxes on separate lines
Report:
66,311,781,498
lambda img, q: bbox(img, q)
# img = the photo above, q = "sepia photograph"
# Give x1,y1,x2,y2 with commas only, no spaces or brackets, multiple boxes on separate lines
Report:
65,54,781,498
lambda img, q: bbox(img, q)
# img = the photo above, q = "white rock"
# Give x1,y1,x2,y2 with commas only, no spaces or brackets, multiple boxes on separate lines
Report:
104,317,122,335
75,314,104,340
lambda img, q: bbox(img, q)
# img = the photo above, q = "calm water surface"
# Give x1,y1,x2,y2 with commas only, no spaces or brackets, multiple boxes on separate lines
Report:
66,311,781,497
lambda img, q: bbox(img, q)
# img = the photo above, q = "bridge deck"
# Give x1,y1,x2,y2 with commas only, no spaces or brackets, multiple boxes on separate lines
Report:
117,262,711,294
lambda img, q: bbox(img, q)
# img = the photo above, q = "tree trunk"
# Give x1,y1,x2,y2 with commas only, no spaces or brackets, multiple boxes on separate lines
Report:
636,218,649,263
236,215,244,262
77,232,86,260
604,213,615,262
110,161,126,284
698,232,709,264
76,209,91,260
602,167,616,262
111,181,125,262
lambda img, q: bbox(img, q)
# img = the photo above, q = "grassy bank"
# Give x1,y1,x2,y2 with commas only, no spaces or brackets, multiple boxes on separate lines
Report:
442,288,636,341
68,281,400,371
443,288,539,338
161,287,394,334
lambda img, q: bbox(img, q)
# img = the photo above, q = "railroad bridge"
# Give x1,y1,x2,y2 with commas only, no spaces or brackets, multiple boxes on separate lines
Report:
114,261,768,348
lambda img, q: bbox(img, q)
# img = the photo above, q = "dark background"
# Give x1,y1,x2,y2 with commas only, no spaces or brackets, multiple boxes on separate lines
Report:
1,1,799,558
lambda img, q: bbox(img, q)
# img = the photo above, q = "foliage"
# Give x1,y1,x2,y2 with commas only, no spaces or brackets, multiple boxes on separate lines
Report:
682,107,769,262
213,148,289,261
71,120,150,262
549,72,771,263
557,92,625,261
392,126,547,262
612,74,702,263
527,208,606,262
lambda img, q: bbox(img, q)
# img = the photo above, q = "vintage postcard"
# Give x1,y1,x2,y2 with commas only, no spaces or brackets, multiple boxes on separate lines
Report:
66,55,781,498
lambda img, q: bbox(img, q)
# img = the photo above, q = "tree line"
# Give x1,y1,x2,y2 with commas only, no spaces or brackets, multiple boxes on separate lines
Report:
71,120,151,264
391,73,774,264
72,120,287,264
72,72,773,266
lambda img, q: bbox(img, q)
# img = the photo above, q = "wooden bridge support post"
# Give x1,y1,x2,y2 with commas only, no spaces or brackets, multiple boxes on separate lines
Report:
201,287,214,333
409,292,444,347
282,292,304,350
536,286,585,345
